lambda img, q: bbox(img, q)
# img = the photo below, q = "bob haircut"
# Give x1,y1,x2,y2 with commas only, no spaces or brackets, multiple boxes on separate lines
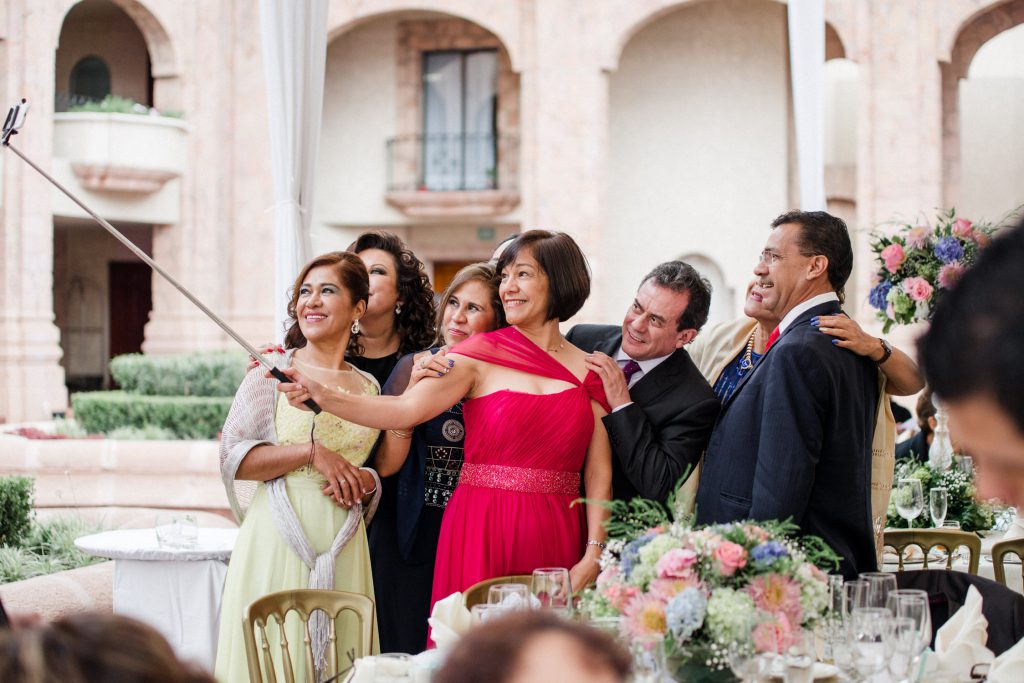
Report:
284,251,369,356
433,262,507,346
495,230,591,322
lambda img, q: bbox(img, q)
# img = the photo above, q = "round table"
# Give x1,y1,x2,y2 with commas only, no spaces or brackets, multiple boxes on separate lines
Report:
75,527,239,670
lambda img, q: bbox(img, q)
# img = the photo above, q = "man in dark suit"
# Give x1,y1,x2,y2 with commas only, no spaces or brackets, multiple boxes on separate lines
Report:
567,261,719,503
695,211,878,578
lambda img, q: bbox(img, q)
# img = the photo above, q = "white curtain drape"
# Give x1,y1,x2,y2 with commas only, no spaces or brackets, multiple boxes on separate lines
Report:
787,0,826,211
259,0,329,341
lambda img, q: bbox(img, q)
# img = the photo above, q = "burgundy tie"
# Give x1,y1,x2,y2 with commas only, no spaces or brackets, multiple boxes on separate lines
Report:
622,359,641,383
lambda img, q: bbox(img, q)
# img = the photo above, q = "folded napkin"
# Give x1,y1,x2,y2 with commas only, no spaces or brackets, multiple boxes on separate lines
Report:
988,634,1024,683
428,591,472,650
934,585,995,679
348,655,430,683
1001,514,1024,541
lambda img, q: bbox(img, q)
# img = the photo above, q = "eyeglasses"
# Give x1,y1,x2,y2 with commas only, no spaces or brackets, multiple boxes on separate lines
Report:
758,249,786,266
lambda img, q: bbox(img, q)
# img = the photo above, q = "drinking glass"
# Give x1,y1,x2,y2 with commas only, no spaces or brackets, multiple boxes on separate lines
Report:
155,513,198,549
783,629,814,683
843,579,869,618
531,567,572,616
850,607,894,679
487,583,530,610
889,616,919,683
858,573,897,610
930,487,948,528
886,590,932,654
630,635,666,683
958,455,975,477
728,647,767,683
894,478,925,528
470,603,507,625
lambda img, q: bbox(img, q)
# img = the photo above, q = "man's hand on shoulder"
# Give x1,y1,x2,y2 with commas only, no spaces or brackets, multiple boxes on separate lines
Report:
584,351,632,409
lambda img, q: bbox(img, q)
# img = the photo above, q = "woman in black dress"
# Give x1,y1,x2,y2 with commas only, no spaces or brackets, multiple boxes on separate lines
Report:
372,263,505,652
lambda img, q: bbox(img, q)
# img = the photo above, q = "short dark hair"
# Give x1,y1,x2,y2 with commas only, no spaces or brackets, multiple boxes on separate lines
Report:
347,231,437,354
771,210,853,300
284,251,369,356
918,217,1024,434
434,611,631,683
496,230,591,321
641,261,713,332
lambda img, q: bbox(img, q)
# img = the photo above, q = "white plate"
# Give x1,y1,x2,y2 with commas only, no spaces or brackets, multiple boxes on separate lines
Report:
983,553,1023,565
767,661,839,680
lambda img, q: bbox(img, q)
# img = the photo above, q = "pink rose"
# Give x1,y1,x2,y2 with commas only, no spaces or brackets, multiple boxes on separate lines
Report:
714,541,747,576
902,276,934,302
656,548,698,579
753,613,794,654
880,243,905,273
953,218,974,239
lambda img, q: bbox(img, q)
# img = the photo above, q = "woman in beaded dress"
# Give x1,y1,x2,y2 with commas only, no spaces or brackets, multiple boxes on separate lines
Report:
275,231,614,623
372,263,506,653
216,252,383,683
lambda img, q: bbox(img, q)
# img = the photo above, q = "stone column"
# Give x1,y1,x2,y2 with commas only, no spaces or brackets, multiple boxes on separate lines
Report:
142,0,235,354
0,0,68,421
519,0,612,323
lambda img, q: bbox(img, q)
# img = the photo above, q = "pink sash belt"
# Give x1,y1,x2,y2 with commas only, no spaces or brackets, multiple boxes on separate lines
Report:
458,463,581,496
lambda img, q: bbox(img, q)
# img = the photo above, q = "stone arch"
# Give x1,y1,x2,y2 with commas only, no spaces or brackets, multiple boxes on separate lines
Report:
940,0,1024,204
56,0,180,110
326,2,522,72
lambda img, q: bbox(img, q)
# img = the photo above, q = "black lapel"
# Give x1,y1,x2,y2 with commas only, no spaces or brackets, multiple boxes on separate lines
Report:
630,349,683,404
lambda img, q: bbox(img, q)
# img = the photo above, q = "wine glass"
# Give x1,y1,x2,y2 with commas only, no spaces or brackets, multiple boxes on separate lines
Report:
531,568,572,616
958,455,975,477
930,487,948,528
889,616,919,682
894,478,925,528
728,646,767,683
488,583,530,610
783,629,814,683
858,572,897,610
842,579,869,618
887,590,932,653
470,603,507,625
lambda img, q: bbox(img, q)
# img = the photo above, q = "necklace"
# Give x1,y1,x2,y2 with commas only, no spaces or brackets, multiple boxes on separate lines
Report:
546,339,566,352
738,330,757,372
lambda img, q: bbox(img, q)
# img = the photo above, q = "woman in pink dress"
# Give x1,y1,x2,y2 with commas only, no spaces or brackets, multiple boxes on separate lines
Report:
276,230,612,605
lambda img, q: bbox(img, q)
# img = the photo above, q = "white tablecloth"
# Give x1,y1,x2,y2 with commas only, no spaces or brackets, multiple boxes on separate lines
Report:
75,528,239,670
883,530,1023,593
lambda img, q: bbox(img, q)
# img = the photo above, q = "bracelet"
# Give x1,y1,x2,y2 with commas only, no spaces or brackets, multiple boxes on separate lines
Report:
388,429,412,439
586,539,607,550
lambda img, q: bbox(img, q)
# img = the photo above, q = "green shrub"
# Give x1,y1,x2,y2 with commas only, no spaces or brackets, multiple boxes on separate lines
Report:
71,392,232,439
109,352,246,397
52,417,88,438
0,517,104,584
106,425,178,440
67,94,183,119
0,476,34,547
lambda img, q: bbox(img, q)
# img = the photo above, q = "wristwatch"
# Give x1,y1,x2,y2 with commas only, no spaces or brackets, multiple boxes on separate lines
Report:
875,338,893,365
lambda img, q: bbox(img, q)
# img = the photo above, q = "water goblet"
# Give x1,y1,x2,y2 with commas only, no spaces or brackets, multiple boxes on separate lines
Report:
783,629,814,683
857,572,897,610
958,455,975,477
728,646,767,683
930,487,948,528
488,583,530,610
889,616,919,682
850,607,894,680
531,567,572,616
887,590,932,654
470,603,507,625
842,579,869,618
894,478,925,528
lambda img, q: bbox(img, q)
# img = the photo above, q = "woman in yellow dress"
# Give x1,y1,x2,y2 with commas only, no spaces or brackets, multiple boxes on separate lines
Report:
216,251,382,682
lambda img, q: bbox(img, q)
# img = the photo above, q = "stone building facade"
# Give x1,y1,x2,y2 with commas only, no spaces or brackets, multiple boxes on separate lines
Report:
1,0,1022,421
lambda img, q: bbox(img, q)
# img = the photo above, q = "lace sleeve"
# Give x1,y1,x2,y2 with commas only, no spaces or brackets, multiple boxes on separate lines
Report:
219,354,282,523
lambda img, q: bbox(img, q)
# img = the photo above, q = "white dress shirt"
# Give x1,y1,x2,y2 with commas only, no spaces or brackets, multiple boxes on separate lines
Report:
776,291,840,334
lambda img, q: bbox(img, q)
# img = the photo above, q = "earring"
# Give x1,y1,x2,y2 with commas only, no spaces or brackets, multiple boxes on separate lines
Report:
395,303,402,315
351,320,361,335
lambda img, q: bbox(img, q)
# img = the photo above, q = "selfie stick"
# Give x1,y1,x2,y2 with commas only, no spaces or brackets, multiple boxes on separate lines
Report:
1,99,321,413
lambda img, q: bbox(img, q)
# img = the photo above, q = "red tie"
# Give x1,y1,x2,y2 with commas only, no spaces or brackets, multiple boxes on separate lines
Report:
765,326,781,351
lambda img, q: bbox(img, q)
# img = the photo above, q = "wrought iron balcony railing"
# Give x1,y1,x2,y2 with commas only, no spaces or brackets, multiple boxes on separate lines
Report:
386,133,519,193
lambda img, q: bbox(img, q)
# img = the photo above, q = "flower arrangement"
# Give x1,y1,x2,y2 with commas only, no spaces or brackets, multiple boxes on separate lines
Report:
868,209,998,333
886,461,998,532
581,495,838,681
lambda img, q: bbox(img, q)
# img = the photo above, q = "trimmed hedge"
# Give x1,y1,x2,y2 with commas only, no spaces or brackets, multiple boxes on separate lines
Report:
71,391,232,439
0,476,34,547
109,352,246,397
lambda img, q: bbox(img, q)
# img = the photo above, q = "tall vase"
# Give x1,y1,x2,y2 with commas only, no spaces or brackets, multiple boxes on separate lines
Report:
929,402,955,471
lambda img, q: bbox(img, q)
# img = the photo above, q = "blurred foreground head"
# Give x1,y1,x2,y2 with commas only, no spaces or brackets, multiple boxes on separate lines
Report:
0,611,215,683
918,216,1024,508
434,611,631,683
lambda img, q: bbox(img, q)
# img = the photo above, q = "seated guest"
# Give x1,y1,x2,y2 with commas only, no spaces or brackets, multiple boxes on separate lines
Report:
566,261,719,502
0,612,216,683
217,252,381,682
896,389,938,462
918,216,1024,510
696,210,878,578
435,611,630,683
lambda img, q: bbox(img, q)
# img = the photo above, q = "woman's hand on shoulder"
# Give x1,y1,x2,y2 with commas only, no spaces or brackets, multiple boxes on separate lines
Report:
814,315,881,359
407,347,453,390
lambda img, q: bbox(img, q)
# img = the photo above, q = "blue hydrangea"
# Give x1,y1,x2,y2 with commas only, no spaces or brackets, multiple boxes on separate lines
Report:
934,236,964,264
665,587,708,642
868,282,892,311
750,540,790,567
620,532,656,579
